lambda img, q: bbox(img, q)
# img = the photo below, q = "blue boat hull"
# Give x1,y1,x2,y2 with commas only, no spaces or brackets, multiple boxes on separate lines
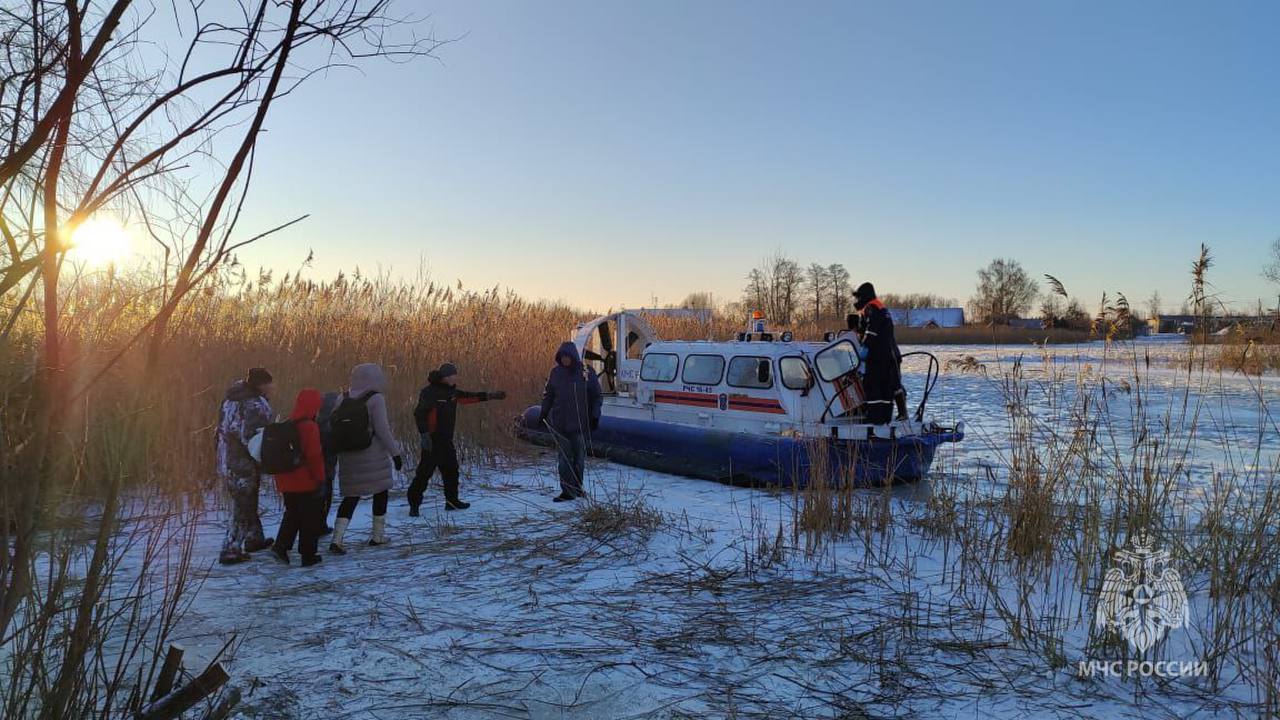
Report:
516,407,963,489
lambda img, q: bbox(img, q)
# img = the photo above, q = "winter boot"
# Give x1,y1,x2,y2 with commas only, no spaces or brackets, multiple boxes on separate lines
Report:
552,492,577,503
368,514,388,546
218,548,249,565
244,536,274,553
444,498,470,511
408,503,421,518
301,554,322,568
329,517,350,555
269,543,290,565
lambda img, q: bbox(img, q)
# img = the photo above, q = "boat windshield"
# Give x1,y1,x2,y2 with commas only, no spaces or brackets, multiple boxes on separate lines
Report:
814,340,860,381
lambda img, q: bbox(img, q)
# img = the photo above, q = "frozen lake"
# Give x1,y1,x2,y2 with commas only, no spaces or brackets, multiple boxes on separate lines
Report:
900,337,1280,498
92,337,1279,718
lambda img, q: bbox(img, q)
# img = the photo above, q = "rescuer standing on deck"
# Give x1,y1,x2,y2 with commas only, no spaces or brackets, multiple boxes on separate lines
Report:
852,282,906,424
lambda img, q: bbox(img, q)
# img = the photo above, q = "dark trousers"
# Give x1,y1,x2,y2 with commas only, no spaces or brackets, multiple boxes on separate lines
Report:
863,361,900,425
276,491,323,559
894,386,909,420
320,459,336,524
553,431,587,497
337,491,388,519
408,439,462,506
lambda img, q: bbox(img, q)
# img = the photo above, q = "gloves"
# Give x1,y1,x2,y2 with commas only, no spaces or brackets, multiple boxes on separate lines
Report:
590,416,600,431
393,455,403,471
419,433,432,454
857,345,869,361
487,390,507,400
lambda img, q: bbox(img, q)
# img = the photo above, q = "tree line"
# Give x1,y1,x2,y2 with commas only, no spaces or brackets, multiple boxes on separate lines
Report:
677,242,1280,329
727,253,850,326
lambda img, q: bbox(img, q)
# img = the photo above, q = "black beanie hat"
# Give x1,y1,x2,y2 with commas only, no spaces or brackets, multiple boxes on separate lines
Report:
437,362,458,379
246,367,273,389
853,282,877,310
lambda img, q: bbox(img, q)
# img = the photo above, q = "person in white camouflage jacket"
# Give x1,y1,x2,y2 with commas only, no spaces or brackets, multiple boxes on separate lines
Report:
216,367,275,565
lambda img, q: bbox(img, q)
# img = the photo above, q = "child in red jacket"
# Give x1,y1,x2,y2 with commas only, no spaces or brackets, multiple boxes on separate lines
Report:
270,389,327,567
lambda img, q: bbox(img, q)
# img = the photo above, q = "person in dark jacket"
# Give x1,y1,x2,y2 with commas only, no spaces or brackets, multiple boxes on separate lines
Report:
270,389,326,567
407,362,506,513
849,303,909,421
315,390,342,534
215,367,275,565
853,282,904,424
537,342,603,502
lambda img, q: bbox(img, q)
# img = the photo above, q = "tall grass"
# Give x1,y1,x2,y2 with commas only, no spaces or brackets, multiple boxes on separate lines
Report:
5,267,592,495
1,266,590,715
5,253,1278,713
788,335,1280,711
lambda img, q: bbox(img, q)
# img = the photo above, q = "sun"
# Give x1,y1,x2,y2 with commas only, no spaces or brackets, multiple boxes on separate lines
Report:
69,217,134,267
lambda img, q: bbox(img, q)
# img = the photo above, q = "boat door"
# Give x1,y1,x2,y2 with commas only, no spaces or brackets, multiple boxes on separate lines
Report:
775,354,827,423
810,338,867,422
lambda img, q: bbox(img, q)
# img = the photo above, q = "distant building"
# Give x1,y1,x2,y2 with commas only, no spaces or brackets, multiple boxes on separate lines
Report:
1148,315,1197,334
887,307,965,328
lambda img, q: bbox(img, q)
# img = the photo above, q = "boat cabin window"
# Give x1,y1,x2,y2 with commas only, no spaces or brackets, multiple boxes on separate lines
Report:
727,356,772,389
779,356,814,390
640,353,679,382
814,340,860,382
681,354,725,385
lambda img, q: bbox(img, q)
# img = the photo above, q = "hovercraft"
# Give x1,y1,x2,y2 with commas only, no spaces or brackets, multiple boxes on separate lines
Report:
517,311,963,488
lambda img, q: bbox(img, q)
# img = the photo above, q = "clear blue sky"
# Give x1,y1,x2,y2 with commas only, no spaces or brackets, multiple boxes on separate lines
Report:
234,0,1280,313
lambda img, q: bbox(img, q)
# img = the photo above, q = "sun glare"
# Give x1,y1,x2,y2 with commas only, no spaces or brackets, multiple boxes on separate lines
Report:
69,217,133,267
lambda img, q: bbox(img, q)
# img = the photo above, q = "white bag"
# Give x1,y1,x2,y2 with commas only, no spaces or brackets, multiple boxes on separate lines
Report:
247,429,264,463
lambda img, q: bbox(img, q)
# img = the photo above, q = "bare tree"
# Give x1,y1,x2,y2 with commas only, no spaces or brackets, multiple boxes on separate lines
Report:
969,258,1038,325
772,255,802,325
1146,290,1162,319
804,262,826,323
826,263,851,320
1038,295,1061,328
741,252,802,325
0,1,441,712
879,292,957,309
679,291,715,310
743,267,768,315
1265,238,1280,285
1064,298,1090,329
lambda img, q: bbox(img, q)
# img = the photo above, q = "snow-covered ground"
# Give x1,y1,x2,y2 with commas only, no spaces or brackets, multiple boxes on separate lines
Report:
906,339,1280,496
127,338,1277,719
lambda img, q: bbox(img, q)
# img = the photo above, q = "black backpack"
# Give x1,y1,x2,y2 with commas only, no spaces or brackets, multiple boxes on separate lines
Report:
259,420,304,474
316,391,341,460
328,391,378,453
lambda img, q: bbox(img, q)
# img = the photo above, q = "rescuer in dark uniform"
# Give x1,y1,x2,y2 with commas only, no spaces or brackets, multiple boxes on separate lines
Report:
408,363,506,513
852,282,907,424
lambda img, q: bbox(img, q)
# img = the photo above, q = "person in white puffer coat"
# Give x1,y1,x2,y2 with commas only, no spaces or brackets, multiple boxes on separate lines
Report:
330,362,402,553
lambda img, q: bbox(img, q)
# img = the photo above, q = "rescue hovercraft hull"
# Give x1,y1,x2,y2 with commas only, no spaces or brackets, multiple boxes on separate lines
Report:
516,407,963,489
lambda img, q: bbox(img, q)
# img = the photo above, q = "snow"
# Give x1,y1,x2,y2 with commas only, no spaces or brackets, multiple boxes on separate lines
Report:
108,338,1276,718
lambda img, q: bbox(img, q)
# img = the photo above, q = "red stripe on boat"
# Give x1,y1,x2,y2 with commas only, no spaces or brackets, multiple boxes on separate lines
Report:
655,390,718,408
726,395,787,414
